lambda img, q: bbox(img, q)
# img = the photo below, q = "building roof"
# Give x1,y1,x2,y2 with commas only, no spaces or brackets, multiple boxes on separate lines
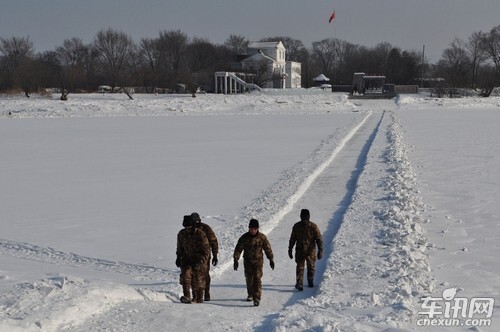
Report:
248,41,284,50
241,52,275,64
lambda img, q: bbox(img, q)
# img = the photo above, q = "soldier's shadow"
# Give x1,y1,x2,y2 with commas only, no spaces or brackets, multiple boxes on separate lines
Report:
262,284,296,294
206,283,256,307
207,283,299,308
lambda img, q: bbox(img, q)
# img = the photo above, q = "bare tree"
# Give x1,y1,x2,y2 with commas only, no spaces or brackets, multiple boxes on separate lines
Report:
224,35,249,55
158,30,189,87
138,37,161,92
400,50,422,84
311,38,337,77
299,51,315,88
37,51,62,89
476,65,496,97
56,38,90,99
187,37,219,91
482,25,500,83
0,36,34,70
438,38,471,88
471,27,500,97
188,37,218,72
93,28,136,97
139,38,160,70
353,42,394,78
0,36,35,96
467,31,488,89
213,44,234,71
334,40,359,84
373,42,393,73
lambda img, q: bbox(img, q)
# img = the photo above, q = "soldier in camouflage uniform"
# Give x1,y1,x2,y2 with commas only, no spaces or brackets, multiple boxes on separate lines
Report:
191,212,219,301
176,215,210,304
288,209,323,291
233,219,274,307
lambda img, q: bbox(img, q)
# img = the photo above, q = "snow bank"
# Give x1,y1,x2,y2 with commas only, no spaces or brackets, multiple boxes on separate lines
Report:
0,90,353,119
0,276,145,331
396,94,500,111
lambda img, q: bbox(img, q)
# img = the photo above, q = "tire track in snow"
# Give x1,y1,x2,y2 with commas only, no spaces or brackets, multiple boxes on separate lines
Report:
213,110,373,276
322,110,386,241
260,110,375,236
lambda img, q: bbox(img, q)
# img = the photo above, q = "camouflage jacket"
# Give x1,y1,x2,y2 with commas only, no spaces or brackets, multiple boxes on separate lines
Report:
233,231,273,266
176,227,210,267
196,222,218,257
288,220,323,256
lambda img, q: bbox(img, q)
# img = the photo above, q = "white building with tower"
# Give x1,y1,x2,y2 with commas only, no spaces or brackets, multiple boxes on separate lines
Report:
215,41,301,94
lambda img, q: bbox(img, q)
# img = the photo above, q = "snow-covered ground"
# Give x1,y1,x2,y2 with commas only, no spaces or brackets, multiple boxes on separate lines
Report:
0,90,498,331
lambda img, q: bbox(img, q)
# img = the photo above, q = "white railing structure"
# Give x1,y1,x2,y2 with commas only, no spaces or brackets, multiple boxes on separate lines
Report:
214,72,261,94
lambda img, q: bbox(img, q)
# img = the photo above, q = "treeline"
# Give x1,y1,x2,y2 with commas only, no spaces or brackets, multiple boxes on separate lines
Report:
1,25,499,99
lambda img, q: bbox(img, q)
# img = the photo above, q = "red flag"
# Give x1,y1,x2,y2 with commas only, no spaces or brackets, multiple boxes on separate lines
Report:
329,10,336,23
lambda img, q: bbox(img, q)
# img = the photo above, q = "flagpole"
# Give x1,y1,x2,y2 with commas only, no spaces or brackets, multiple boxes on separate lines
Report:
333,12,336,85
329,9,336,85
333,9,336,40
421,44,425,88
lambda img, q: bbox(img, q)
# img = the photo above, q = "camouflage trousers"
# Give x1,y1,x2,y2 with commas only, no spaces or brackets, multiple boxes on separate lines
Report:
204,254,212,296
180,264,206,301
180,255,212,297
244,261,263,301
295,253,316,287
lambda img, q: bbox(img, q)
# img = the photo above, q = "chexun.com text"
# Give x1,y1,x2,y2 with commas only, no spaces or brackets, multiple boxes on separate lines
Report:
417,318,491,327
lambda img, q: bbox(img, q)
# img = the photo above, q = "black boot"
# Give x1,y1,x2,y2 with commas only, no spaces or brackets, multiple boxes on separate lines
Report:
180,296,192,304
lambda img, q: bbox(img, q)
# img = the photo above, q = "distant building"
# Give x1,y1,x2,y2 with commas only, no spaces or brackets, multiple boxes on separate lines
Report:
235,41,301,89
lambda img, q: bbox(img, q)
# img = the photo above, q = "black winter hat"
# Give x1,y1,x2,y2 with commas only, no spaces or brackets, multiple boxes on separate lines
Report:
183,215,195,227
191,212,201,222
300,209,310,221
248,219,259,228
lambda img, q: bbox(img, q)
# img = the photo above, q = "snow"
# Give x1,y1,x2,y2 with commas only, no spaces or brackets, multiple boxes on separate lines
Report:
313,74,330,82
1,90,499,331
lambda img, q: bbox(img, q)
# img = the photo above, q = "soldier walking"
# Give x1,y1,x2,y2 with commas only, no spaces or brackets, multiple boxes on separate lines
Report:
176,215,210,304
191,212,219,301
233,219,275,307
288,209,323,291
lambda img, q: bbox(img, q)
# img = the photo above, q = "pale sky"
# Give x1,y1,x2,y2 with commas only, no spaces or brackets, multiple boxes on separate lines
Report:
1,0,499,63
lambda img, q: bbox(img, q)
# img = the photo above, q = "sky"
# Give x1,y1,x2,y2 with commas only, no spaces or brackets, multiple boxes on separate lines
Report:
1,0,500,63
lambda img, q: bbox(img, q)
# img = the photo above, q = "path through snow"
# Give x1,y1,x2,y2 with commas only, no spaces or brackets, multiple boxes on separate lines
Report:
70,109,399,331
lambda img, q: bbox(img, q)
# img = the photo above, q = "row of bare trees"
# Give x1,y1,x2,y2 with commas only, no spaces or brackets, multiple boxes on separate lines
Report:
0,29,235,99
435,25,500,96
1,25,500,98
